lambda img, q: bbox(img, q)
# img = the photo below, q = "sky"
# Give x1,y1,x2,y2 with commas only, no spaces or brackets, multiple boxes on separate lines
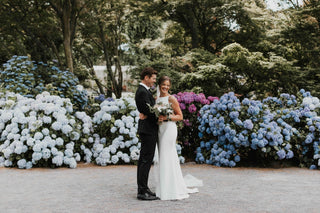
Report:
266,0,304,11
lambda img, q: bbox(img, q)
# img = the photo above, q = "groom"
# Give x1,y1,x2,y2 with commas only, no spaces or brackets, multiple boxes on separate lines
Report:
135,67,158,201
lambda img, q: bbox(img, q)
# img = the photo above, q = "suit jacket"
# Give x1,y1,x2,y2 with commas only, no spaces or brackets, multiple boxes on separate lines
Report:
135,85,158,135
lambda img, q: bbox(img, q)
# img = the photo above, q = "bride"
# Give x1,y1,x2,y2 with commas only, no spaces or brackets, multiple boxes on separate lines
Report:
141,76,202,200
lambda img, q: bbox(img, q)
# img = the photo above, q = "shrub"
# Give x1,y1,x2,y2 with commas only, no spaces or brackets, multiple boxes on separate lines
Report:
196,90,320,169
0,92,93,168
173,91,218,160
0,55,88,110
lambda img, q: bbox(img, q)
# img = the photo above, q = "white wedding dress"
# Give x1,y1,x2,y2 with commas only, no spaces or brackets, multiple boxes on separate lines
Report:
153,96,203,200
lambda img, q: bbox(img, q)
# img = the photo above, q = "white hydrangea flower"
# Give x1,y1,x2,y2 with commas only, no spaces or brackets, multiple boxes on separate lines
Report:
111,155,119,164
65,149,73,158
52,155,63,166
56,137,64,146
130,149,140,161
34,132,44,140
62,124,73,135
32,152,42,161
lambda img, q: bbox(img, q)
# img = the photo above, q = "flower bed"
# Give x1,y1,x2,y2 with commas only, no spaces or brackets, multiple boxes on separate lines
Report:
196,90,320,169
173,92,218,160
0,92,185,169
0,92,92,168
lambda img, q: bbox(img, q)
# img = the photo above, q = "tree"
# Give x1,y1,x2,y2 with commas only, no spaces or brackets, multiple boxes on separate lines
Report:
177,43,300,98
48,0,88,73
0,0,62,63
148,0,264,54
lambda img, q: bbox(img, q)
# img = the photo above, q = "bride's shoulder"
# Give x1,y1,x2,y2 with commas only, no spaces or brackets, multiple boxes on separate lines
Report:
168,95,177,103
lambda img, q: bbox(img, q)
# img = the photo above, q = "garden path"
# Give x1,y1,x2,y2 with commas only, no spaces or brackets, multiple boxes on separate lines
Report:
0,163,319,213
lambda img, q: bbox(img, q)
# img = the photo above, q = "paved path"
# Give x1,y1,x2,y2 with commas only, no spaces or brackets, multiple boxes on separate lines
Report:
0,163,319,213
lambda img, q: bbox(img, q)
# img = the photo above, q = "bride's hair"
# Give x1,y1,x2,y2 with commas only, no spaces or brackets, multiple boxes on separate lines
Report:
158,76,171,86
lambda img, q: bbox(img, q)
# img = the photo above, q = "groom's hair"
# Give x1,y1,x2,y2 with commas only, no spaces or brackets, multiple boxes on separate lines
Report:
140,67,157,80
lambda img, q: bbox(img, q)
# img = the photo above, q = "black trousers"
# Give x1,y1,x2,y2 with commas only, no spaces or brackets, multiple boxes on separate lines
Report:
137,133,157,194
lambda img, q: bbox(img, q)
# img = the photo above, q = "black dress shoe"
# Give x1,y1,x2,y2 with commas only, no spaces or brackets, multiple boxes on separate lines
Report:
146,189,156,196
137,192,158,201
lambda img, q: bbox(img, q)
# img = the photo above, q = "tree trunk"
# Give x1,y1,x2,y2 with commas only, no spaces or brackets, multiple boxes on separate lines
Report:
89,68,105,95
49,0,80,73
98,20,119,98
62,1,73,73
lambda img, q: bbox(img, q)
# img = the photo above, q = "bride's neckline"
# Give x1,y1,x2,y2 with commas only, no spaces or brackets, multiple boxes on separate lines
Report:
159,95,169,98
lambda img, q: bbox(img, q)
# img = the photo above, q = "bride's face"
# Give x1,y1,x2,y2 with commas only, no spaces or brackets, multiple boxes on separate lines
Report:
160,80,170,95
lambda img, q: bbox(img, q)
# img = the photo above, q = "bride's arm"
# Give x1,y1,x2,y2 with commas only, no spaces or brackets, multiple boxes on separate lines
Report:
168,95,183,121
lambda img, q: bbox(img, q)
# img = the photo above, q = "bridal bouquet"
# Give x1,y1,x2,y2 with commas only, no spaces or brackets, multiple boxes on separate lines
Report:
147,102,173,118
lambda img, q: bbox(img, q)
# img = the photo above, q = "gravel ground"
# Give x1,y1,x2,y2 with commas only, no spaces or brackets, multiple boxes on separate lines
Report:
0,163,319,213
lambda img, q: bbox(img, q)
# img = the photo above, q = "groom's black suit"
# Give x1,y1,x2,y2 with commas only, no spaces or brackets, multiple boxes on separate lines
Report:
135,84,158,195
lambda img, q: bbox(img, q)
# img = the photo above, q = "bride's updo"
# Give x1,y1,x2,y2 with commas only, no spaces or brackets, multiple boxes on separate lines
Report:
158,76,171,86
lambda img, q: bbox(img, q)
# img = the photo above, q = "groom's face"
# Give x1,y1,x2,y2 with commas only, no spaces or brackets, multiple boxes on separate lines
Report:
145,74,157,87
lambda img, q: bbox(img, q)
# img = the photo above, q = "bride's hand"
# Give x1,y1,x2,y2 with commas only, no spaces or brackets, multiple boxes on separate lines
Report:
158,115,167,122
139,113,147,120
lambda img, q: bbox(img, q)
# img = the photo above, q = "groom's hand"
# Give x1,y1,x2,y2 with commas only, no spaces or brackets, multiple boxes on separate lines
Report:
139,113,147,120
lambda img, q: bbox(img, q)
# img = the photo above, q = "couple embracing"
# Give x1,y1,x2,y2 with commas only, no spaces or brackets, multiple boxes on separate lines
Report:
135,67,201,201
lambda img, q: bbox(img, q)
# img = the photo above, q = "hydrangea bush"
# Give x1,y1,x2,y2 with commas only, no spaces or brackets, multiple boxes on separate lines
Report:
90,97,185,166
0,91,93,169
0,55,88,110
196,90,320,169
173,92,218,160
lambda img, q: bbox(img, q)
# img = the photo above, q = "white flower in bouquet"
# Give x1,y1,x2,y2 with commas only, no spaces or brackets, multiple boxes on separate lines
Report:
147,101,173,118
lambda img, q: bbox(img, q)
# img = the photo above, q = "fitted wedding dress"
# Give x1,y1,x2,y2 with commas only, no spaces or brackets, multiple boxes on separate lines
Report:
153,96,202,200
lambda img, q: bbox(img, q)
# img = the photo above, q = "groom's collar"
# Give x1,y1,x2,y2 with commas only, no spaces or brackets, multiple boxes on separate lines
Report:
139,82,150,91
